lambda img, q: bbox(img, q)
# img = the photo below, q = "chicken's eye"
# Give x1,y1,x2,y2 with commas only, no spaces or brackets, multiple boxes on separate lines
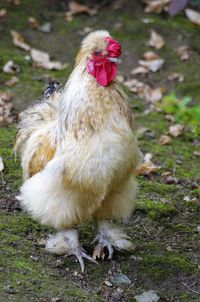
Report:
94,50,101,56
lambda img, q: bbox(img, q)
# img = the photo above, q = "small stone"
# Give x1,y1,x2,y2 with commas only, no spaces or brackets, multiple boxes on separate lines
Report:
104,280,113,287
165,176,179,185
166,245,172,251
39,22,52,33
134,290,160,302
111,274,131,285
197,225,200,233
51,297,61,302
4,285,17,294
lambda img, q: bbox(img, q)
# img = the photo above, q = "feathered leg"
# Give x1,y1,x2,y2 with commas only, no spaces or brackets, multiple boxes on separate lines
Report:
45,229,97,272
92,220,133,260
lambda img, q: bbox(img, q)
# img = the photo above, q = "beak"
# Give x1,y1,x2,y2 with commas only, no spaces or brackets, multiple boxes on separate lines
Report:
108,57,121,63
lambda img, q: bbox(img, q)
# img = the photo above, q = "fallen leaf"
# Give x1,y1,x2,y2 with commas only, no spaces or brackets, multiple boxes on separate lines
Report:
64,12,74,22
136,161,161,176
4,76,19,87
136,153,161,176
148,29,165,49
116,75,125,83
124,78,145,93
175,45,191,61
10,30,31,51
0,92,14,123
3,60,20,75
139,51,164,72
28,16,39,29
0,9,7,18
194,151,200,157
167,72,184,82
138,85,164,103
78,26,93,36
144,0,170,14
139,58,164,72
68,1,97,16
31,48,69,70
169,124,184,137
159,134,171,145
169,0,190,16
0,92,12,102
143,51,160,60
165,114,175,122
131,66,149,75
14,0,21,5
185,8,200,26
39,22,52,33
0,157,4,172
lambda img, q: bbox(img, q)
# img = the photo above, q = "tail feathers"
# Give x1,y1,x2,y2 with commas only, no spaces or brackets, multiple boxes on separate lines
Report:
98,221,134,251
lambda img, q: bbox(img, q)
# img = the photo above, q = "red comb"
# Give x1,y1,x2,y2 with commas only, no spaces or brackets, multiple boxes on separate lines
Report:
105,37,121,58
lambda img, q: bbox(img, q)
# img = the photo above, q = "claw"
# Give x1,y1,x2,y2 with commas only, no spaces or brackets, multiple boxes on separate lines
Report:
92,240,114,260
45,230,98,272
75,249,98,272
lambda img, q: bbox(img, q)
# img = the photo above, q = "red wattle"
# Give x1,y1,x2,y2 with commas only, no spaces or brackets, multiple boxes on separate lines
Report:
87,56,117,87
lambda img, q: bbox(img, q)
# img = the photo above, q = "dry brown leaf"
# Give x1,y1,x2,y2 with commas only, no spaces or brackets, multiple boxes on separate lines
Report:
167,72,184,82
0,9,7,18
64,12,74,22
14,0,21,5
124,78,146,93
68,1,97,16
3,60,20,75
28,16,39,29
10,30,31,51
139,58,164,72
148,29,165,49
131,66,149,75
0,92,12,102
194,151,200,157
169,124,184,137
0,92,14,123
175,45,191,61
116,75,125,83
0,157,4,172
138,85,163,103
144,0,170,14
159,134,171,145
136,152,161,176
165,114,175,122
4,76,19,87
185,8,200,26
143,51,160,60
31,48,69,71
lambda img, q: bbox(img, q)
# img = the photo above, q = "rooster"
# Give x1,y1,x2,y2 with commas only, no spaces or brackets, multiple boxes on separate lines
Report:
15,30,142,272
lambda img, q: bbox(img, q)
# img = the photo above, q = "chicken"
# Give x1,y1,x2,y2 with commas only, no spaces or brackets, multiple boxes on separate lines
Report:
15,30,142,272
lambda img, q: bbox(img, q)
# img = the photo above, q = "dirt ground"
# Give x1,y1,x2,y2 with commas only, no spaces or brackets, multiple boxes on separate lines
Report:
0,0,200,301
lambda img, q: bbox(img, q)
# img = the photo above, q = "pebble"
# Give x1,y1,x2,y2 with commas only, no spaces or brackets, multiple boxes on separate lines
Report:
111,274,131,285
134,290,160,302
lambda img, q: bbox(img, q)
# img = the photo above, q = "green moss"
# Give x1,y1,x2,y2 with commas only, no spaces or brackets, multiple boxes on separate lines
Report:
137,199,176,220
140,252,199,282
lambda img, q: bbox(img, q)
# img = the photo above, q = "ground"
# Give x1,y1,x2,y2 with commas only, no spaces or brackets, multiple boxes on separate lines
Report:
0,0,200,301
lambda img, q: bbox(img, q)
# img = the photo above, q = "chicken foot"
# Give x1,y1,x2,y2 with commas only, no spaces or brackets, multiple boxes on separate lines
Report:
92,220,134,260
45,229,97,272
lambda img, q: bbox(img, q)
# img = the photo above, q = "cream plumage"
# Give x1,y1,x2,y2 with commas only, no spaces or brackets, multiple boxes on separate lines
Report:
15,30,142,271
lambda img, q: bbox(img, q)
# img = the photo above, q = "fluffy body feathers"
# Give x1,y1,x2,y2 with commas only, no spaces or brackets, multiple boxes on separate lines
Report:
15,30,142,265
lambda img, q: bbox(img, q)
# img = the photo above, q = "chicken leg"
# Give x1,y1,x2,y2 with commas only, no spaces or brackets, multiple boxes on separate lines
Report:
45,229,97,272
92,220,134,260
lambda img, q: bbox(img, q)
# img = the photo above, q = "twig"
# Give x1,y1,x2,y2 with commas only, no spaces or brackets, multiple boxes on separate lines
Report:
141,223,151,235
181,281,199,294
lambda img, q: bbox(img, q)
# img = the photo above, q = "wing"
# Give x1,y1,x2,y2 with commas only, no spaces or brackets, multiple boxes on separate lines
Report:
15,81,63,179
